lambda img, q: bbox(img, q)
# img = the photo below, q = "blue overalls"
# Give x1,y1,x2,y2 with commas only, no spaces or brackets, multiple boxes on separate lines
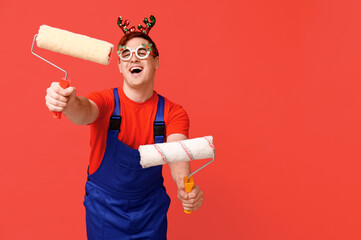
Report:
84,88,170,240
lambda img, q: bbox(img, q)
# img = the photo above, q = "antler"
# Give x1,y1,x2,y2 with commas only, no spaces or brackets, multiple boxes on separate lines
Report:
138,15,156,34
117,16,136,34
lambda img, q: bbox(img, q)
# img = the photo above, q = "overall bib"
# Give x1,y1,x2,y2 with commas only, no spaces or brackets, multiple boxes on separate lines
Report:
84,88,170,240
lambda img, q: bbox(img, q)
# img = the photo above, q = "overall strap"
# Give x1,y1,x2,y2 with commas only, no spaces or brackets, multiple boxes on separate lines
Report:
154,95,165,143
109,88,122,131
109,89,165,143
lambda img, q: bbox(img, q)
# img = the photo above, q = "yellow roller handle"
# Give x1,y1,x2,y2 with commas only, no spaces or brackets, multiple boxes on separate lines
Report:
183,176,194,214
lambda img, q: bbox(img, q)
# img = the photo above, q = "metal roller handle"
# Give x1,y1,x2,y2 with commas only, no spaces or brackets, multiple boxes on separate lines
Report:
31,34,68,80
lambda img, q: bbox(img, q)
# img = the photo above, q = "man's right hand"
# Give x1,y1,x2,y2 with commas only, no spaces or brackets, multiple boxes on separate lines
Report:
45,82,99,125
45,82,76,114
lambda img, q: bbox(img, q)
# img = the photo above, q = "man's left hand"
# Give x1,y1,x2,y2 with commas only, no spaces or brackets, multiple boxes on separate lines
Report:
177,185,203,211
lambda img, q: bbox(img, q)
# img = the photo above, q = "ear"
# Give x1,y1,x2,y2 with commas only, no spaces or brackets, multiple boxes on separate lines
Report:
154,56,159,69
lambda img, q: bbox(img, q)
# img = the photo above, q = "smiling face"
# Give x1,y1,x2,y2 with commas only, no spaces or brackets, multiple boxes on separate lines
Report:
118,37,159,90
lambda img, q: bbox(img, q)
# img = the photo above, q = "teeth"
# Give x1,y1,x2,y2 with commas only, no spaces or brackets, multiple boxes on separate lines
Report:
130,67,143,71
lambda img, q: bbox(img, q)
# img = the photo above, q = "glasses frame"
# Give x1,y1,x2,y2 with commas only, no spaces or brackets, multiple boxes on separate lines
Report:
118,45,154,61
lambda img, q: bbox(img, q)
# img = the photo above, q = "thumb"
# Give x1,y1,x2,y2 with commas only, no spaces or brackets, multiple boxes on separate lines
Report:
64,86,76,97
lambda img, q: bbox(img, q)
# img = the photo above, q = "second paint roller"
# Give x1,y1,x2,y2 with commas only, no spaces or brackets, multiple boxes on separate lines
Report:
31,25,114,118
139,136,215,214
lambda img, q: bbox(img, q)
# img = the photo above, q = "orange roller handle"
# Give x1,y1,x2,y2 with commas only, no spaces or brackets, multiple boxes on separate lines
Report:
53,79,70,119
183,176,194,214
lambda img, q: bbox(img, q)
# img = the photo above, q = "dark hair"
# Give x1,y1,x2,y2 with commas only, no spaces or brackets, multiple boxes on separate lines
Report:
118,32,159,57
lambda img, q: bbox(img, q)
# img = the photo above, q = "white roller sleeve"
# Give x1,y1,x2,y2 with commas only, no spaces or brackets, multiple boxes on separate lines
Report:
139,136,215,168
36,25,113,65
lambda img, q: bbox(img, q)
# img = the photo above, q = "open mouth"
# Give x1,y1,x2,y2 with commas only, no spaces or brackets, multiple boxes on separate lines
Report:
130,66,143,74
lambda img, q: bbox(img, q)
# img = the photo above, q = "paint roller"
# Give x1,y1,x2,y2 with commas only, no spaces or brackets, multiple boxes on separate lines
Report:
139,136,215,214
31,24,114,119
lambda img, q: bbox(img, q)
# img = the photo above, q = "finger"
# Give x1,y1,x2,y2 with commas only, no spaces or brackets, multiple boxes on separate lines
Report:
190,190,203,203
182,199,201,208
184,193,202,207
188,185,201,199
182,198,203,211
51,82,71,97
181,195,202,205
47,87,69,103
183,206,192,211
63,86,76,97
46,102,65,112
45,96,67,108
183,202,202,211
177,189,188,200
191,200,203,211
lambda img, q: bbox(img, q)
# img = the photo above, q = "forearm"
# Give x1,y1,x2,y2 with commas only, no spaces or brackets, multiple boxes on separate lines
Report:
63,96,98,125
167,133,190,188
169,161,191,189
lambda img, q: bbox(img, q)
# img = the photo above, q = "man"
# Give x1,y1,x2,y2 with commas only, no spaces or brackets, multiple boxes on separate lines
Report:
45,21,203,239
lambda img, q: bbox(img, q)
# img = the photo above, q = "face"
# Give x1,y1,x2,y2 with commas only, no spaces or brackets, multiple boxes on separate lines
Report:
118,37,159,89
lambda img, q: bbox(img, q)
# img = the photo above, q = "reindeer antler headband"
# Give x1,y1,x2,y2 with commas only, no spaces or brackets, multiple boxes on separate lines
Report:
117,15,156,35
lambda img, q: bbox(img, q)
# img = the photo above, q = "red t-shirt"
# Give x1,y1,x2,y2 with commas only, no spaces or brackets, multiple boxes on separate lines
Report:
86,88,189,175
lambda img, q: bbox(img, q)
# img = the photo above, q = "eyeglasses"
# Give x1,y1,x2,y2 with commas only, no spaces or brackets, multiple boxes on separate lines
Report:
117,44,154,61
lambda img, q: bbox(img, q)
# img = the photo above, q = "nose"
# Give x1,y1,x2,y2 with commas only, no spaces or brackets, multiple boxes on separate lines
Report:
130,50,140,62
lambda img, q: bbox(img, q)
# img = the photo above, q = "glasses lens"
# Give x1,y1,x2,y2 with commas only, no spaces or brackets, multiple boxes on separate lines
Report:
121,49,131,60
137,47,149,59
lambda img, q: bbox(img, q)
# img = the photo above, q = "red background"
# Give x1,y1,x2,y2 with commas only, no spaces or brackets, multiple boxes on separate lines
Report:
1,0,361,239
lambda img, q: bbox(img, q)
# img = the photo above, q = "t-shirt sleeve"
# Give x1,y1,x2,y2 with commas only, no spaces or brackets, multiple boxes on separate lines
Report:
86,89,114,124
166,103,190,138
